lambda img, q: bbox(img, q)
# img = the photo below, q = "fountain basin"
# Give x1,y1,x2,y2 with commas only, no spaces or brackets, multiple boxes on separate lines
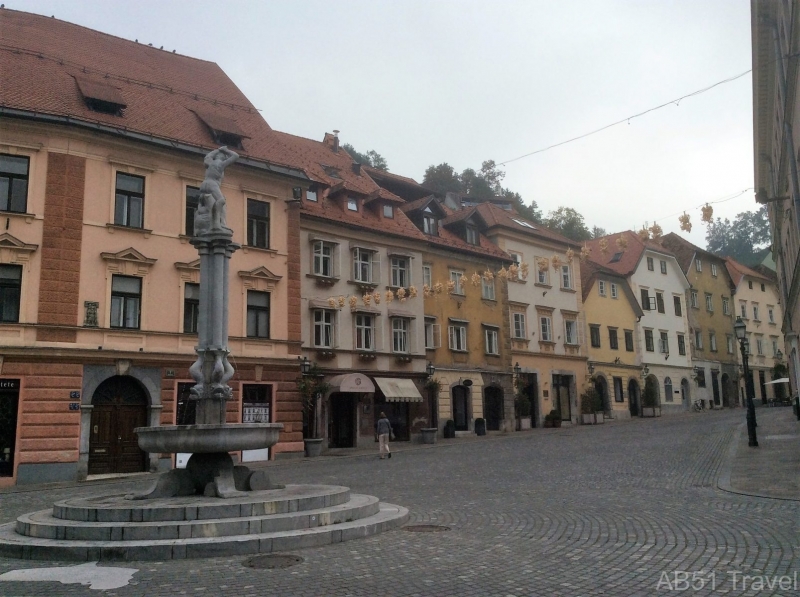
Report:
136,423,283,453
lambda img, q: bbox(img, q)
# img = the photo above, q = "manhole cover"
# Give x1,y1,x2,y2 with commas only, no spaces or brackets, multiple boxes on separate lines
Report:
244,554,304,569
404,524,450,533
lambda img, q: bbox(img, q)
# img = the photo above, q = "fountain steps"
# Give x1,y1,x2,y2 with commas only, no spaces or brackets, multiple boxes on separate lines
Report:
0,485,408,561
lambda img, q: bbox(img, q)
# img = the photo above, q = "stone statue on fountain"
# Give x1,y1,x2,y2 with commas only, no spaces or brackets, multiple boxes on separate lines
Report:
128,147,283,500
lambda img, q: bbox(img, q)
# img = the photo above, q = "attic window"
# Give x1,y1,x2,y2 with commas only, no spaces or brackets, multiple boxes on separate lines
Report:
512,218,535,229
322,165,342,179
465,226,479,245
191,109,247,150
347,197,358,211
609,252,623,263
75,77,126,116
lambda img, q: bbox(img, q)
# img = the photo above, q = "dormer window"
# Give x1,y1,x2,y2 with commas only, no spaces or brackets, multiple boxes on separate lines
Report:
191,109,246,150
347,197,358,211
383,204,393,218
306,186,318,202
75,77,126,116
465,226,479,245
322,165,342,179
423,213,438,235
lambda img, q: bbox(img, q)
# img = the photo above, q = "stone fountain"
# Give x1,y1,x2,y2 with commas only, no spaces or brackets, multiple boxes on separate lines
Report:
0,148,407,561
131,146,283,499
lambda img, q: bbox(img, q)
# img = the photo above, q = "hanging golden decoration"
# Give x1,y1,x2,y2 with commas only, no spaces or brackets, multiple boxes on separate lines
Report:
701,203,713,224
615,236,628,251
565,248,574,263
598,238,609,255
580,245,591,262
497,266,509,280
337,296,346,308
637,227,650,241
422,284,431,298
328,297,337,309
385,290,394,303
471,272,482,287
373,290,381,305
434,281,444,295
348,295,358,310
536,257,549,272
679,212,692,232
648,222,663,241
483,269,495,281
520,262,529,279
362,293,371,306
508,263,519,280
396,287,407,302
460,274,468,289
446,279,456,294
408,285,418,298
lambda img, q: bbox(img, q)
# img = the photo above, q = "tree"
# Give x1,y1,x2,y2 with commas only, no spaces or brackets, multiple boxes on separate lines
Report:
422,163,462,195
591,226,607,239
341,143,389,171
543,207,592,241
706,207,771,265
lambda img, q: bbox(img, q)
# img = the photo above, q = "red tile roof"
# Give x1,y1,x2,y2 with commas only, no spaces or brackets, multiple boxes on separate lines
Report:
0,9,307,176
584,230,677,276
474,203,580,249
725,257,773,287
579,259,644,316
659,232,730,275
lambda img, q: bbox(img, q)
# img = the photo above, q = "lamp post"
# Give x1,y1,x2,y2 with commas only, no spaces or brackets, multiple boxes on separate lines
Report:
426,361,437,429
734,317,758,447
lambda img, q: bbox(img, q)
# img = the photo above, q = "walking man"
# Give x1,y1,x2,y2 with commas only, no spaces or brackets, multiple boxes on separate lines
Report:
376,412,393,459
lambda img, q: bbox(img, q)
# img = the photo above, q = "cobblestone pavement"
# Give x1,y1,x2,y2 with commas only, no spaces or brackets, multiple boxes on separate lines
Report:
1,409,798,596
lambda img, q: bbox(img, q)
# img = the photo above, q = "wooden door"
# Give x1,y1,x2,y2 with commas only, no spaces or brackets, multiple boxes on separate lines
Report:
0,388,20,477
88,376,148,475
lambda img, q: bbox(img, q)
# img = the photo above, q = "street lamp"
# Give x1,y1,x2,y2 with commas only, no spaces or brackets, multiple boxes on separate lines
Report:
641,364,649,379
426,361,436,379
299,356,312,376
587,362,595,376
513,362,521,377
776,348,784,361
734,317,758,447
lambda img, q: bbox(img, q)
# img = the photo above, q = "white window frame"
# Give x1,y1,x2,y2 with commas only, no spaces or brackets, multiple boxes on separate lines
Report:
659,332,669,354
768,307,775,323
660,260,667,274
727,335,734,354
312,309,335,348
647,257,654,271
711,263,718,277
690,290,699,308
540,316,552,342
610,283,618,299
512,312,526,339
705,293,713,312
482,276,495,300
390,256,409,288
561,264,572,289
422,264,432,289
564,319,578,345
450,269,465,295
353,247,376,284
740,302,747,318
313,240,335,278
424,317,440,349
391,317,409,353
756,337,764,355
347,197,358,211
722,297,730,315
694,329,703,350
695,258,702,272
709,331,717,352
355,313,375,351
598,280,606,296
484,327,499,355
753,304,760,321
448,323,467,351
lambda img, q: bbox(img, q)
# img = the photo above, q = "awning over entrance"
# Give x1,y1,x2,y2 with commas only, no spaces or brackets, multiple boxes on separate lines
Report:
765,378,791,385
327,373,375,393
374,378,423,402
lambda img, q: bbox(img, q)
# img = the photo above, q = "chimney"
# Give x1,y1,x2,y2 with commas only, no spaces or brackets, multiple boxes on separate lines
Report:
352,162,361,175
332,130,339,153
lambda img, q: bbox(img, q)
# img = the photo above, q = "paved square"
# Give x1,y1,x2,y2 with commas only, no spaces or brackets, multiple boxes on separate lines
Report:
0,409,797,596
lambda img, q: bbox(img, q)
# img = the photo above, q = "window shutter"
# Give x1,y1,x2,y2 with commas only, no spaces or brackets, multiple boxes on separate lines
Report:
641,289,650,310
372,252,382,285
648,297,657,311
577,313,586,348
433,323,441,348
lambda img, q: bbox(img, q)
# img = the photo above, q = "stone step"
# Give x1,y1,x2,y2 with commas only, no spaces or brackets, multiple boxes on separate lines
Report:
0,501,408,561
18,494,380,541
52,484,350,523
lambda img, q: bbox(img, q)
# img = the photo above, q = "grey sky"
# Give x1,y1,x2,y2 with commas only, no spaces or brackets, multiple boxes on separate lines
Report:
12,0,755,247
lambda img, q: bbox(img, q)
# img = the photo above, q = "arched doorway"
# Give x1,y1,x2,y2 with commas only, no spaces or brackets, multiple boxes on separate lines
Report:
628,378,640,417
88,376,148,475
594,376,610,414
681,378,691,408
452,385,470,431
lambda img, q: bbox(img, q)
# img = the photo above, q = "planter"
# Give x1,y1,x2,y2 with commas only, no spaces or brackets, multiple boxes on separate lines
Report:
595,413,605,424
581,413,595,425
421,428,437,444
543,419,553,428
443,420,456,439
552,419,562,428
303,438,323,457
517,417,531,431
642,407,659,417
